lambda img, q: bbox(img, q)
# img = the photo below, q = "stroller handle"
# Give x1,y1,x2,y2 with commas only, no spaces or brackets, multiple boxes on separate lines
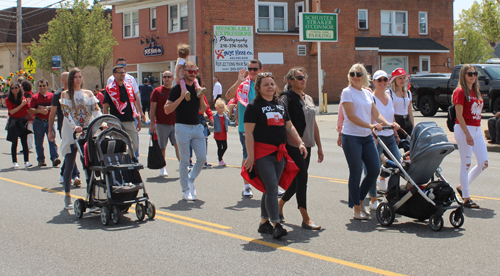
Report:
371,125,395,137
73,127,88,140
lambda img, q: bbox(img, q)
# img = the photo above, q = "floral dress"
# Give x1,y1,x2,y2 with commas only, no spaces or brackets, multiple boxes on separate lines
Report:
60,90,102,156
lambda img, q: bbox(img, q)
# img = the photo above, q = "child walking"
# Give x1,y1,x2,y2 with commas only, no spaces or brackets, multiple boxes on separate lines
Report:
175,43,206,101
213,98,230,166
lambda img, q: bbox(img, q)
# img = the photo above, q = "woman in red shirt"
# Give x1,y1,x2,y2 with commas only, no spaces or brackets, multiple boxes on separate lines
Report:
5,83,32,168
453,64,487,208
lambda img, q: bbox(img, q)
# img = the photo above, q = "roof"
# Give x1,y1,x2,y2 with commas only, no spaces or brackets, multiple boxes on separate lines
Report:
0,7,57,43
355,37,450,53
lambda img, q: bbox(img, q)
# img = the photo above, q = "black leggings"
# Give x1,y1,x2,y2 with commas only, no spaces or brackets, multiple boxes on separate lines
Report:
215,139,227,161
281,145,311,210
11,134,29,163
63,145,78,193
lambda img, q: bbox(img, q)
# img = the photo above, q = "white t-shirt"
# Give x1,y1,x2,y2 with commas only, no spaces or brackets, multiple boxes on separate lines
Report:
341,86,374,137
390,89,411,115
107,73,139,94
373,92,394,137
213,81,222,98
175,57,186,80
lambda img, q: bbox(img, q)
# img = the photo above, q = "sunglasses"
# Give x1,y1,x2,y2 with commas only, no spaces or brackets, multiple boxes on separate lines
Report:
186,70,198,75
117,63,126,67
258,72,273,77
349,72,363,78
38,85,46,87
294,75,306,81
376,78,388,82
162,76,173,78
467,72,478,77
248,67,260,72
115,71,126,74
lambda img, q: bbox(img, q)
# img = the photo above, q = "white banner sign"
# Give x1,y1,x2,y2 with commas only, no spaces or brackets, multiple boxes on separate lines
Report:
214,25,254,72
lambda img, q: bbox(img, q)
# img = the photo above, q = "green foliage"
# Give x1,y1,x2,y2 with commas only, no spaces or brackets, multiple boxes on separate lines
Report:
454,0,496,64
30,0,117,86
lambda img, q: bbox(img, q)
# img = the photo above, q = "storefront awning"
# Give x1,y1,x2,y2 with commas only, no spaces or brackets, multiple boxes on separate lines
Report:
355,37,450,53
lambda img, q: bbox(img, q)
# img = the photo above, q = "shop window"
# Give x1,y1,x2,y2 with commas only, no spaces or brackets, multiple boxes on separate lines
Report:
151,8,156,30
358,9,368,29
257,2,287,32
295,2,304,28
123,11,139,38
419,11,428,35
381,11,407,36
169,3,188,33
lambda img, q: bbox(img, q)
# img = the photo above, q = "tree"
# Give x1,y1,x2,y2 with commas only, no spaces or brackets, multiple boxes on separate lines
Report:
30,0,116,86
454,1,495,64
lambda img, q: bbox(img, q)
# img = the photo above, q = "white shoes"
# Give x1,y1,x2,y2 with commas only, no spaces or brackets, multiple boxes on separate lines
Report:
378,179,387,191
13,162,19,168
24,162,33,168
369,201,379,211
160,167,168,176
183,190,194,201
59,176,64,183
242,186,253,198
189,181,196,199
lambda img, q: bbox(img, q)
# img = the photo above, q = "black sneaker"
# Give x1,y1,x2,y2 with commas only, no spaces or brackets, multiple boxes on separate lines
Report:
257,221,273,234
273,223,287,239
52,158,61,167
38,161,47,167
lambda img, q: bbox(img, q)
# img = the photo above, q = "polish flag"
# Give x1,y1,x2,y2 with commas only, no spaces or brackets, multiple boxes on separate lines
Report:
266,112,284,126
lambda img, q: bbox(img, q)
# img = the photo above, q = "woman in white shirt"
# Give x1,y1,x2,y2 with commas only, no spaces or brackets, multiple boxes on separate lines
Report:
341,64,398,220
389,68,414,143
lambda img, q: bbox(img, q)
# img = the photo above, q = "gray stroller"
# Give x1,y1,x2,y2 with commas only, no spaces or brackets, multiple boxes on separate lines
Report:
375,122,464,231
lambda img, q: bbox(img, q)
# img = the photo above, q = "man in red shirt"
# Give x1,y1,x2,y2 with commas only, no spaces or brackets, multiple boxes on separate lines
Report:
150,70,179,176
28,79,60,167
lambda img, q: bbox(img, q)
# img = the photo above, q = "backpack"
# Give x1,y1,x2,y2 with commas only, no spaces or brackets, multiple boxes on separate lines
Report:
446,105,456,132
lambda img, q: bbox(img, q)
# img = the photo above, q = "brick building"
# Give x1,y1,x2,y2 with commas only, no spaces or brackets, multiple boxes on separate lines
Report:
108,0,454,103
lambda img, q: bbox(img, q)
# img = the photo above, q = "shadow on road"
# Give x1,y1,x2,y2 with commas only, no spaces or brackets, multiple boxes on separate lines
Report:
224,198,260,211
47,209,145,231
145,176,179,183
463,207,496,219
161,199,205,211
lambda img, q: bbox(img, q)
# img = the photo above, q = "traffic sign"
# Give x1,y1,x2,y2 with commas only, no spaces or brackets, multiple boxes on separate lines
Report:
23,55,37,70
299,13,338,42
52,56,61,70
26,68,36,74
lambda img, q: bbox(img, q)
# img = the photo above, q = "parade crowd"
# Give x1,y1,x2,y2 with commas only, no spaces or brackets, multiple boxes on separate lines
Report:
1,43,489,239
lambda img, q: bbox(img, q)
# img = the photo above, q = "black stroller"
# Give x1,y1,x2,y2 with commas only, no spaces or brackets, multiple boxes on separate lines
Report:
73,115,155,226
375,122,464,231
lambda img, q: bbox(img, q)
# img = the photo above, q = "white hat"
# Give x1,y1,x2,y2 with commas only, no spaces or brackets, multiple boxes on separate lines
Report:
372,70,388,80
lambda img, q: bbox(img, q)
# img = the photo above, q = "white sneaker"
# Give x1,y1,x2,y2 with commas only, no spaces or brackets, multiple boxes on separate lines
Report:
13,162,19,168
183,190,194,201
160,167,168,176
189,181,196,199
242,187,253,198
378,179,387,191
59,176,64,183
369,201,379,211
24,162,33,168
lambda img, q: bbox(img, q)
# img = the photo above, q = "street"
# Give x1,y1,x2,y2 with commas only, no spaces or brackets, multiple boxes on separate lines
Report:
0,107,498,275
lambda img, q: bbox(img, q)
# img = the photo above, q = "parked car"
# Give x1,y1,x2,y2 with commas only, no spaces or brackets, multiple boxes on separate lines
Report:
410,64,500,116
412,73,451,78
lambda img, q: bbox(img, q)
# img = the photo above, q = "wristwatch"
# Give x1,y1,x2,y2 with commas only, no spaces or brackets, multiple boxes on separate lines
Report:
299,142,305,146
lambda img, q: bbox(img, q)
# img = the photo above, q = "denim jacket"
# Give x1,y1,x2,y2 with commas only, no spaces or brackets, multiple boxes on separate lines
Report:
213,113,230,133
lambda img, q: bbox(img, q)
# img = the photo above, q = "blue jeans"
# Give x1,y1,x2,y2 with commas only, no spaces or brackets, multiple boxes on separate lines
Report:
33,118,58,162
342,134,380,208
175,123,207,192
239,132,248,159
372,135,401,196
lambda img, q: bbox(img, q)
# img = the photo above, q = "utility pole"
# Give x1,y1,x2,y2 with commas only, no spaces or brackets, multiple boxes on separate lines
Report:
315,0,323,112
17,0,22,71
188,0,196,56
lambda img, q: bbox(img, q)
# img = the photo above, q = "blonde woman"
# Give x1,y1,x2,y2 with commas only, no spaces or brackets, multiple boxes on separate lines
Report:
454,65,487,208
389,68,414,142
341,64,398,220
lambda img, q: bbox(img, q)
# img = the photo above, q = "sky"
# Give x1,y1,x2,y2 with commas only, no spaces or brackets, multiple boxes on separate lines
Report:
0,0,477,20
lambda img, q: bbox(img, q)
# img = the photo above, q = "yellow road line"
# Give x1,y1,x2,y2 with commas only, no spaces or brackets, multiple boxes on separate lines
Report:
0,175,405,275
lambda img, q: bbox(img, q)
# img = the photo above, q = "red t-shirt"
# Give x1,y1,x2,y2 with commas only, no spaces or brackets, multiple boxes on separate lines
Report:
214,115,227,141
29,92,53,120
151,86,175,125
453,87,482,126
5,97,28,118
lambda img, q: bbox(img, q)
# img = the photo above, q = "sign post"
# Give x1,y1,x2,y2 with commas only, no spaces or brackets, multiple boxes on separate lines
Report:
299,11,338,113
23,55,37,74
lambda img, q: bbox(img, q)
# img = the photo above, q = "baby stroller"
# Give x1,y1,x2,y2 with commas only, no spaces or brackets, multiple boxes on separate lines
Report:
375,122,464,231
73,115,155,226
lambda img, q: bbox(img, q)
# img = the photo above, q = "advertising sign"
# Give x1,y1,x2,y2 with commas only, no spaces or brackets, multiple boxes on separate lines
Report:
52,56,61,70
213,25,254,72
299,13,338,42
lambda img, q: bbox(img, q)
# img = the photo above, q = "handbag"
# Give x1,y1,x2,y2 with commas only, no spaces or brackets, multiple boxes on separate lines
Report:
147,134,166,170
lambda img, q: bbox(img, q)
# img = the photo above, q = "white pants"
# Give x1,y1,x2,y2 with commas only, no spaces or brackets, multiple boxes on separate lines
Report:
454,124,488,198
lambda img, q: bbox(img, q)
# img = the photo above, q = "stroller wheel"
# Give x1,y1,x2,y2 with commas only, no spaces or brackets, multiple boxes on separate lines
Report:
136,203,146,221
429,215,444,231
74,199,86,219
376,202,395,226
146,201,156,219
101,206,110,226
449,210,464,228
111,205,121,224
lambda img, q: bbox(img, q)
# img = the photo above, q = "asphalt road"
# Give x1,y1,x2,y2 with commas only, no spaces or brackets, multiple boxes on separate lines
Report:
0,107,498,275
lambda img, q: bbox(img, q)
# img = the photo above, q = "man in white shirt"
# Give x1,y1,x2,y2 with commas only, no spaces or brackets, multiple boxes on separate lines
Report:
212,76,222,105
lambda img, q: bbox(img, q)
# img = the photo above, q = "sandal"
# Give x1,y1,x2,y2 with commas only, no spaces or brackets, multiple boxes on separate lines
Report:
464,199,480,209
456,186,463,198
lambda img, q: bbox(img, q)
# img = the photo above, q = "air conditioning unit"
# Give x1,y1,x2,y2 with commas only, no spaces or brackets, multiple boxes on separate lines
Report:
297,45,306,56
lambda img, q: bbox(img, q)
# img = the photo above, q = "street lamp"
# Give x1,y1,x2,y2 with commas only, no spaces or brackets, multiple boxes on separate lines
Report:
453,38,467,66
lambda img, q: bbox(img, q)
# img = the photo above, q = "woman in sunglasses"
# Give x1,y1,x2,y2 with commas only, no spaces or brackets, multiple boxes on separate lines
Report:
278,67,323,230
371,70,401,205
341,64,398,220
5,83,33,168
453,64,487,209
243,72,307,239
389,68,413,145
